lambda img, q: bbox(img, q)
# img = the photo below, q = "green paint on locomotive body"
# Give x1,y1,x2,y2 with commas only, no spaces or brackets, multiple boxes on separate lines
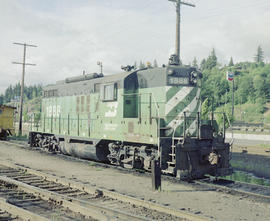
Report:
33,66,201,145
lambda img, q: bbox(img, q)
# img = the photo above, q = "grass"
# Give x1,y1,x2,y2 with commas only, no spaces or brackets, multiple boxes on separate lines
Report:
88,162,97,167
95,168,103,171
227,129,270,135
88,162,104,171
218,102,270,125
234,143,270,149
231,158,270,179
259,143,270,148
233,102,270,124
224,170,270,186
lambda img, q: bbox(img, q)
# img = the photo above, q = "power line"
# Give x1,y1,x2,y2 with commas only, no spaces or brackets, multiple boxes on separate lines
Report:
12,42,37,136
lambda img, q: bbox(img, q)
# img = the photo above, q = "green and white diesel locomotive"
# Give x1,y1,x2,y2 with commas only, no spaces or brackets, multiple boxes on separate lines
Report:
29,56,232,180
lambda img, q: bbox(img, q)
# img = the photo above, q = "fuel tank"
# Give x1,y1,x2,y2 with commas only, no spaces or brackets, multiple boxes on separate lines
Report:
59,142,109,162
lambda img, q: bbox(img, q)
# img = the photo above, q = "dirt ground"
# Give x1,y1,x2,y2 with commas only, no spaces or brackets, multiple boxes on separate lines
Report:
232,144,270,157
231,144,270,179
0,141,269,221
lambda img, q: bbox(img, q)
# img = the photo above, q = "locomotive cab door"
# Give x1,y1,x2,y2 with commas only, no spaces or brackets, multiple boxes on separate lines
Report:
123,72,139,118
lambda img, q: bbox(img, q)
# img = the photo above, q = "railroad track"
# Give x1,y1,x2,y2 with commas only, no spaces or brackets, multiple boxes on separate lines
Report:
2,140,270,204
0,160,208,221
0,208,20,221
195,177,270,202
0,177,92,221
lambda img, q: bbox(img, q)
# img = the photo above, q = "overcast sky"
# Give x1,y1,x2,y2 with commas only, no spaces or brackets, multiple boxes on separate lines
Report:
0,0,270,93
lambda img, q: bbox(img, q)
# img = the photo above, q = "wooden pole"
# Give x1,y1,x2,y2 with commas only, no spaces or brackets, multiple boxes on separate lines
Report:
151,160,161,191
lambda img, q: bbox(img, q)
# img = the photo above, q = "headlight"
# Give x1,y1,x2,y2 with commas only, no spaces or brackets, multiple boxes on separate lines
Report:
167,69,174,75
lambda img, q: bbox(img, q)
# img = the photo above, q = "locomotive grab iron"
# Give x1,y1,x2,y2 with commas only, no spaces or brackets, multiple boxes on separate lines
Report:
29,57,232,180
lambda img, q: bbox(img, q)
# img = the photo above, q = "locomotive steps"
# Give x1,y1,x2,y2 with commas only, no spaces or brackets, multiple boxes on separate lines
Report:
0,160,208,221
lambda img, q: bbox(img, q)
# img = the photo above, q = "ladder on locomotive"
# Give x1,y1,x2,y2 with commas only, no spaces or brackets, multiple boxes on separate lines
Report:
162,129,183,176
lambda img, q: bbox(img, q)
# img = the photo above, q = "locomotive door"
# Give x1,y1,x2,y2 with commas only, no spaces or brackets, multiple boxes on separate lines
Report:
123,73,139,118
123,95,138,118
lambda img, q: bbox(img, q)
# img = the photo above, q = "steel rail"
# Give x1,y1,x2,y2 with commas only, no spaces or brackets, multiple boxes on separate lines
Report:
0,159,210,221
2,140,270,203
195,178,270,202
0,175,152,221
0,197,50,221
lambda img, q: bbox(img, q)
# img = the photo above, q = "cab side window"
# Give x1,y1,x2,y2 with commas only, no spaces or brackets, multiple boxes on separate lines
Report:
101,83,117,101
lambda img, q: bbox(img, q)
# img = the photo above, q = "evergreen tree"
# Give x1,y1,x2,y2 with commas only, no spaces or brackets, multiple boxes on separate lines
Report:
201,98,210,120
0,95,3,105
200,58,206,70
192,57,198,68
139,61,145,69
254,45,264,63
228,57,234,66
0,83,42,104
204,48,217,70
133,61,137,70
153,59,158,68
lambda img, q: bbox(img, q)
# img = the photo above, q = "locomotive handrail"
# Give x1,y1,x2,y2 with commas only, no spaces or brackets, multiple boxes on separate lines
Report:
212,111,234,146
122,91,162,159
151,93,161,159
224,112,234,155
121,92,153,96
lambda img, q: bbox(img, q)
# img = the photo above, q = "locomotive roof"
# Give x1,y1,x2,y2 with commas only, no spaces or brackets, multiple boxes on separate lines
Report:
53,71,131,85
44,69,137,97
43,66,199,97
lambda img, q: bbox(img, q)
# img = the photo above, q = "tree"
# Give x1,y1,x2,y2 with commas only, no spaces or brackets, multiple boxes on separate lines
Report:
236,75,254,104
192,57,198,68
254,45,264,63
201,98,210,120
133,62,137,70
253,66,270,100
200,59,206,70
206,48,217,69
215,105,234,130
0,95,3,105
139,61,145,69
228,57,234,66
153,59,158,68
0,83,42,105
201,49,217,70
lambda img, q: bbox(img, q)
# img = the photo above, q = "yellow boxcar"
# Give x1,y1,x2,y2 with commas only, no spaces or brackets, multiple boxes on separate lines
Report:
0,105,15,140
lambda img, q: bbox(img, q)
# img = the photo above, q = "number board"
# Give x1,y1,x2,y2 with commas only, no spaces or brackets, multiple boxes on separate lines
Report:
168,77,189,85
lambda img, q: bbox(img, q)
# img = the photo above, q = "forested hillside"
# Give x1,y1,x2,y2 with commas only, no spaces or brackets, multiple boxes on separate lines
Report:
0,83,42,105
1,46,269,125
199,46,270,125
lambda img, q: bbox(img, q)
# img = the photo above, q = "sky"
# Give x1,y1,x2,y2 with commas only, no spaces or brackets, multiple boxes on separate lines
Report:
0,0,270,93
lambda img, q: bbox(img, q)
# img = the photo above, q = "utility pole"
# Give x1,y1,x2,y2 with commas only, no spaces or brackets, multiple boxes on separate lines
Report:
12,42,37,136
168,0,195,63
227,71,235,119
232,79,234,118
